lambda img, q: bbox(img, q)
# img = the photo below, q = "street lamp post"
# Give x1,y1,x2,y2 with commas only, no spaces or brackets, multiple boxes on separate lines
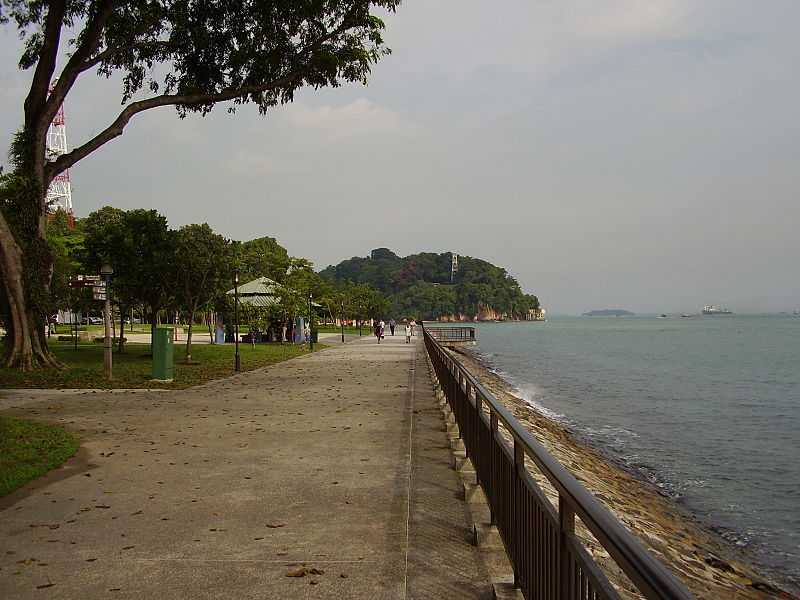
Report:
100,263,114,380
340,300,345,343
308,292,314,351
234,268,241,372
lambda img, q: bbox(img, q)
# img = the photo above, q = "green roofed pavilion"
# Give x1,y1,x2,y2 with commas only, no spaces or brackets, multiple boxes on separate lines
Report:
226,277,281,308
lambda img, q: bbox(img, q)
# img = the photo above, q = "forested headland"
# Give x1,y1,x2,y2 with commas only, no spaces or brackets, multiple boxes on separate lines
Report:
320,248,542,321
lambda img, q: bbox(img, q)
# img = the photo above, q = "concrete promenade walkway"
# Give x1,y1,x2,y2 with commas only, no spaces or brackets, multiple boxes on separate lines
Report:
0,335,490,598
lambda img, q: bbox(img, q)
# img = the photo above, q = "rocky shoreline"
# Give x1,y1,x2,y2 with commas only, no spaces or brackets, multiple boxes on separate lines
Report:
453,346,797,600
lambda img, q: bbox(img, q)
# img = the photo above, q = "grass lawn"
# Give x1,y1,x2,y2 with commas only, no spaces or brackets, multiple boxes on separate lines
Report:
0,416,80,497
0,340,326,389
54,324,252,336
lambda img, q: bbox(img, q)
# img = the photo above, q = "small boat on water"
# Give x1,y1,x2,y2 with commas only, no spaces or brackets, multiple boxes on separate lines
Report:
702,305,733,315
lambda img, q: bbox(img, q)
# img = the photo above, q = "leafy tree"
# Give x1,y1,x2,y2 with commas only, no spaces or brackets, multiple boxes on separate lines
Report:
121,210,176,346
82,207,175,351
46,209,85,318
274,257,332,325
238,236,290,283
174,223,231,362
0,0,398,370
322,248,540,320
392,282,455,320
79,205,130,347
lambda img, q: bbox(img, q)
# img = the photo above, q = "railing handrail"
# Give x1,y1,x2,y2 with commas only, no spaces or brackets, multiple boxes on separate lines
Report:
422,326,694,600
424,326,476,341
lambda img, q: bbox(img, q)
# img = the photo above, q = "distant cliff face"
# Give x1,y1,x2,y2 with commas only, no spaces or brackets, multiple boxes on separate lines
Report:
321,249,541,321
433,304,545,322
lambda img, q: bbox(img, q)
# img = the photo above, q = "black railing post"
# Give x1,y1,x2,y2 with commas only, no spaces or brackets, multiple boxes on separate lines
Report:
465,379,472,460
489,409,498,525
513,437,525,589
559,494,576,600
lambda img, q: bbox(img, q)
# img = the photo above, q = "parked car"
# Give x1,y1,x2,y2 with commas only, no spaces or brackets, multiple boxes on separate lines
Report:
81,316,104,325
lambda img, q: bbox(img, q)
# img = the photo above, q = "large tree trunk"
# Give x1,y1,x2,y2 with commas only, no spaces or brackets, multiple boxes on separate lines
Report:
0,210,61,370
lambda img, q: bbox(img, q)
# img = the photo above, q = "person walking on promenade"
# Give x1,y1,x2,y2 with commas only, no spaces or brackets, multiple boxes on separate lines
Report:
374,320,382,343
405,323,412,343
389,318,396,336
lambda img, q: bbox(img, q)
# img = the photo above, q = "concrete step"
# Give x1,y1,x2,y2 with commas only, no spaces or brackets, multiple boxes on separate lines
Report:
451,453,472,472
462,481,487,504
460,470,478,486
493,580,524,600
472,522,504,548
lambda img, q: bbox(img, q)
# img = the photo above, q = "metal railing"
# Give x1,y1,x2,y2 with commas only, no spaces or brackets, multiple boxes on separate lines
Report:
423,327,695,600
425,326,476,343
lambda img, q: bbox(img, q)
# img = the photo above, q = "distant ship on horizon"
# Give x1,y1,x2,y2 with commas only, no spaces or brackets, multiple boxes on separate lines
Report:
702,305,733,315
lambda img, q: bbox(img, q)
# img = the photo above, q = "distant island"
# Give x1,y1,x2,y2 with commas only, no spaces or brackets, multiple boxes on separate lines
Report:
321,248,542,321
583,309,635,317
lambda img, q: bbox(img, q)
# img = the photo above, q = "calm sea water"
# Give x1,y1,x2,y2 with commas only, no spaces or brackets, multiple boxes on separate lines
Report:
471,315,799,591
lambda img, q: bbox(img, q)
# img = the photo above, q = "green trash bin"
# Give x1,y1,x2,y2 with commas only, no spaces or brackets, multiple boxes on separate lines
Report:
152,327,174,381
311,330,318,344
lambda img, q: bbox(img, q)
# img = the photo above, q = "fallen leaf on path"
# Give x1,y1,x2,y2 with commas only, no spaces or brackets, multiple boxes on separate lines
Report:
265,522,286,528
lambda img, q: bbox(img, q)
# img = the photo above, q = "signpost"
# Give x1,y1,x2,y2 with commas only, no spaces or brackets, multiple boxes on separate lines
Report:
69,272,113,379
100,265,113,380
69,276,103,289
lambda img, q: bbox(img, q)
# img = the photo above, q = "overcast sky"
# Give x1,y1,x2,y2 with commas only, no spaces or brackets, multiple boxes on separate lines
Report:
2,1,799,314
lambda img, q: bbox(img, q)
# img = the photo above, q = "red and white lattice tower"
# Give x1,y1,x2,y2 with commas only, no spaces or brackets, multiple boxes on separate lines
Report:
45,100,74,216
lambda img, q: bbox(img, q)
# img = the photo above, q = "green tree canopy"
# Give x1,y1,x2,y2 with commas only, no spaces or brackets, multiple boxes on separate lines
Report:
321,248,540,320
174,223,231,361
82,207,176,345
0,0,399,370
238,236,291,283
